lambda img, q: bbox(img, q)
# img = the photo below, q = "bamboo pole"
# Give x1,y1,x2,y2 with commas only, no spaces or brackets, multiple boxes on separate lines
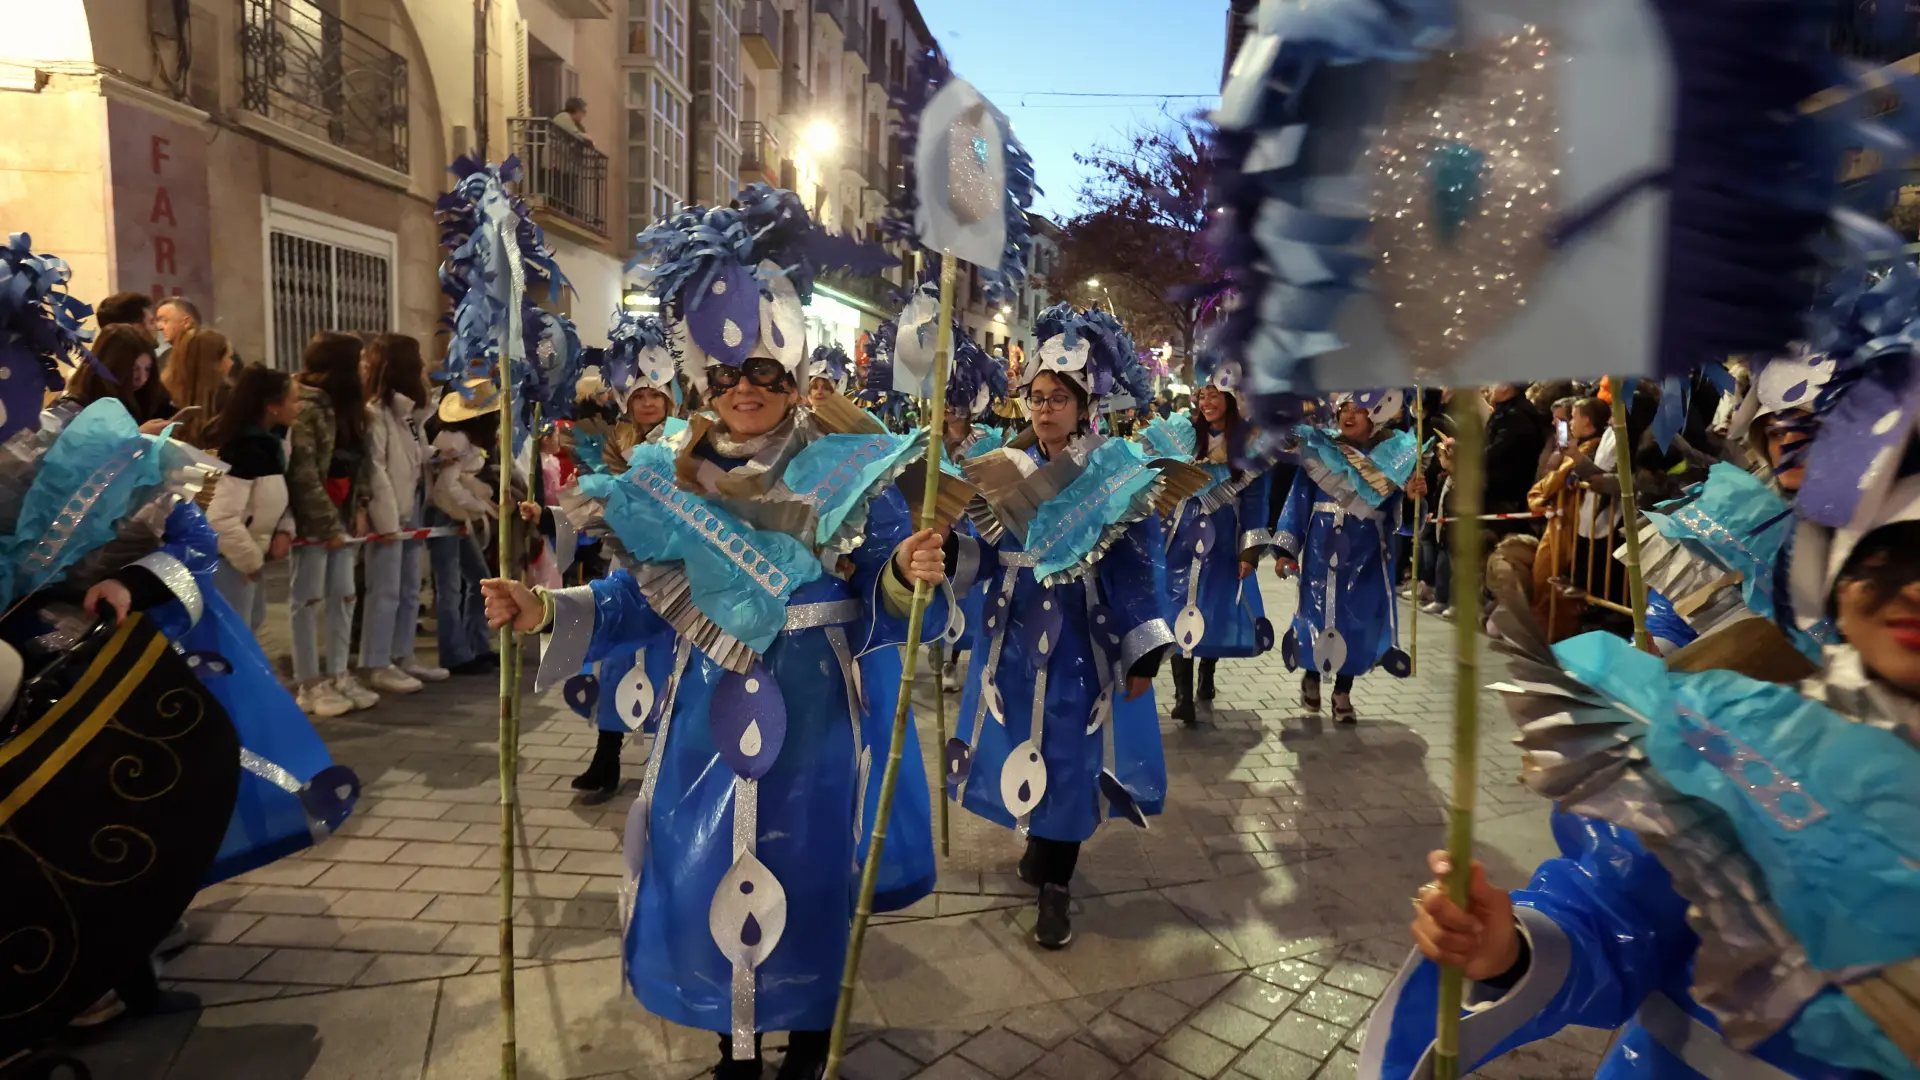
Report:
496,389,522,1079
825,253,960,1078
1409,388,1424,675
1546,485,1562,640
1432,391,1485,1080
1607,392,1654,653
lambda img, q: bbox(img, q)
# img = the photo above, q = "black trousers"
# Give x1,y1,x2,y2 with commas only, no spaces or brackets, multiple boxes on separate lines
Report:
1304,670,1355,694
1025,835,1080,887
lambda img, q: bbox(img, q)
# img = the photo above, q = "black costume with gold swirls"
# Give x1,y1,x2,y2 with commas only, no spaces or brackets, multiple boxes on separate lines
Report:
0,614,239,1056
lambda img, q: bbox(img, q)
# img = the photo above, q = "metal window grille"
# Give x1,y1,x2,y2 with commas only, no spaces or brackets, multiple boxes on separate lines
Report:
268,230,391,369
239,0,409,172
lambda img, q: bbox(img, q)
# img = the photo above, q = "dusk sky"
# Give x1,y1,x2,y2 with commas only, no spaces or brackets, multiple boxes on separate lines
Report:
916,0,1225,224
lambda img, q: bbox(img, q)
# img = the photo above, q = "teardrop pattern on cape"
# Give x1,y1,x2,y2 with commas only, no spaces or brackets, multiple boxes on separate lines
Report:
1281,627,1300,672
1314,628,1349,676
711,664,787,781
942,604,967,646
1175,604,1207,655
1254,617,1276,654
943,737,972,790
1190,514,1214,557
183,651,232,676
1024,594,1063,661
614,651,654,731
300,764,362,834
1086,684,1115,735
1381,647,1413,679
708,850,787,968
564,672,600,718
1088,604,1123,650
999,740,1047,818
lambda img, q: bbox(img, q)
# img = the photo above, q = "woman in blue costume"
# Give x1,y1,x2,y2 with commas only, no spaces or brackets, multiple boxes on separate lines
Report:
1271,390,1425,723
1138,350,1273,726
479,188,950,1080
1369,486,1920,1080
0,236,355,1040
950,303,1201,950
1638,349,1839,661
529,309,691,802
935,322,1007,693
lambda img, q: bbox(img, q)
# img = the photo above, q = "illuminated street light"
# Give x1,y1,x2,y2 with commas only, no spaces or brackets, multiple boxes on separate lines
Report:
1086,278,1099,288
804,120,838,153
1000,305,1012,316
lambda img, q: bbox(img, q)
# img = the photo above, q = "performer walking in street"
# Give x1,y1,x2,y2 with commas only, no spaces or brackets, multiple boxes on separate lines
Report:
480,187,947,1080
950,303,1201,950
1140,352,1274,725
1272,391,1425,723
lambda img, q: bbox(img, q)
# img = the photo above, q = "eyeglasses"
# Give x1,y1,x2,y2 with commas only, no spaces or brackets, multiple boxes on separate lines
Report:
708,357,792,394
1027,392,1076,412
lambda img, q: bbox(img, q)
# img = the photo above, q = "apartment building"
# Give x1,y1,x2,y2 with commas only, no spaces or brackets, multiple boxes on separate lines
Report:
0,0,994,374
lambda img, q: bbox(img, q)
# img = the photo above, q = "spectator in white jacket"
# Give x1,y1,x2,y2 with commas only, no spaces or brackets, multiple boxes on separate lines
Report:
203,363,300,633
357,334,447,693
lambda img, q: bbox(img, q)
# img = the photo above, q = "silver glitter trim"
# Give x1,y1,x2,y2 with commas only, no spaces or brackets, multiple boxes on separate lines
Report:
131,551,202,627
240,748,301,793
1240,528,1274,550
998,551,1040,567
535,586,597,693
1119,619,1173,673
730,775,759,1059
1274,530,1300,557
783,598,861,630
630,466,795,595
955,570,1020,803
639,640,691,810
27,442,146,588
1676,707,1828,831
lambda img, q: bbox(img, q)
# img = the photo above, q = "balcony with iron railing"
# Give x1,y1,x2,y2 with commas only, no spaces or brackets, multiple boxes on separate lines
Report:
740,121,780,182
742,0,781,69
240,0,409,172
508,117,609,236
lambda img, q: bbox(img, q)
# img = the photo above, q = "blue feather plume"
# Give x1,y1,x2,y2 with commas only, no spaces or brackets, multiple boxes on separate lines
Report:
0,233,103,440
435,155,579,443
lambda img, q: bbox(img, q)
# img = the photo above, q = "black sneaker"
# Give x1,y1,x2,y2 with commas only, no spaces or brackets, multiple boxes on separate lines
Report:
1035,884,1073,949
1332,690,1357,724
1170,695,1197,725
1301,673,1322,713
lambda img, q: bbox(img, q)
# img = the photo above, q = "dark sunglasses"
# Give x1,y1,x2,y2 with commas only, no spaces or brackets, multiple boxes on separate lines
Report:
708,357,793,394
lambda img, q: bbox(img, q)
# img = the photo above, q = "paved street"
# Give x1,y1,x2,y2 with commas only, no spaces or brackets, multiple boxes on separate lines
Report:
54,574,1612,1080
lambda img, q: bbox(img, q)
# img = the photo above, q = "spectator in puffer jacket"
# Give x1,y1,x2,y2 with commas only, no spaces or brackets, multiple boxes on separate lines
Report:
357,334,448,693
204,363,299,634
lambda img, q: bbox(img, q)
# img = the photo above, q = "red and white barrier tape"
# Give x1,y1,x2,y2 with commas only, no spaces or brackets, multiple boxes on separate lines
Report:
1423,509,1558,525
290,525,470,548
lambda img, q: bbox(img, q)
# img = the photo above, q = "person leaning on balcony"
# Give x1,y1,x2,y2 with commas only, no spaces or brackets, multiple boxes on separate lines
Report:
553,97,593,147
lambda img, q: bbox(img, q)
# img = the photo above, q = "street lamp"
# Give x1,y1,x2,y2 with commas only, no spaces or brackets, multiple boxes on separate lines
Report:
1000,304,1012,316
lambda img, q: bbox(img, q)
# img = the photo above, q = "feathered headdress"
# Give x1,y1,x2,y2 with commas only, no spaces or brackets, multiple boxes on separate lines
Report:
808,344,852,392
947,331,1005,420
629,183,890,393
0,233,102,440
1024,303,1143,404
605,308,679,404
436,155,583,441
1192,341,1240,402
1329,389,1405,429
885,52,1037,304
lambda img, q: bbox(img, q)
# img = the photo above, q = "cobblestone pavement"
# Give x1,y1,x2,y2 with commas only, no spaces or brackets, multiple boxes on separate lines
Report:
57,575,1613,1079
